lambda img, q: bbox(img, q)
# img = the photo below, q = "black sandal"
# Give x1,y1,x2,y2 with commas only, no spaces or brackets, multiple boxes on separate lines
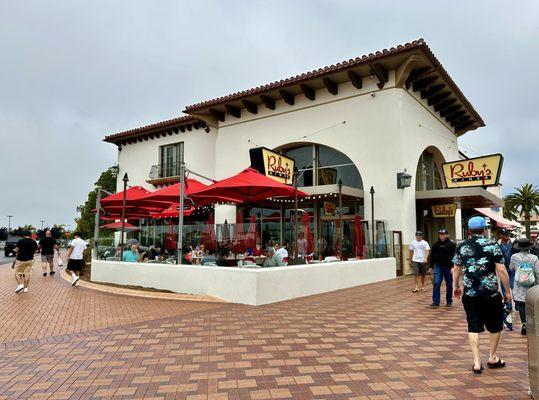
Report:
472,365,484,374
487,357,505,369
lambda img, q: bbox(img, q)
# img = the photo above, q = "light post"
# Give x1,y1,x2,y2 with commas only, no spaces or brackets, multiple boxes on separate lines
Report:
338,179,343,258
293,167,299,258
120,173,129,261
177,161,186,264
40,220,44,230
369,186,375,258
7,215,13,234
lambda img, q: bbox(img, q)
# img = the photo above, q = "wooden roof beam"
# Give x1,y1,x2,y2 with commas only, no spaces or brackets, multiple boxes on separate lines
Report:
440,104,462,118
446,110,467,123
260,95,275,110
413,76,437,92
300,84,315,101
279,90,295,105
209,108,225,122
451,115,472,127
347,70,362,89
322,77,338,95
241,100,258,114
405,66,432,89
370,63,388,89
421,84,445,99
225,104,241,118
434,98,457,112
455,120,475,132
428,92,451,106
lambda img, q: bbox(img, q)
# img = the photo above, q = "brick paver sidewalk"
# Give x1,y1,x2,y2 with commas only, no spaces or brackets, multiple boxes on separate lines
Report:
0,259,531,399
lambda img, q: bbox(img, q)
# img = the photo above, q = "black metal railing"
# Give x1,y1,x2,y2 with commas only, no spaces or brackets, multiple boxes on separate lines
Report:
149,162,181,180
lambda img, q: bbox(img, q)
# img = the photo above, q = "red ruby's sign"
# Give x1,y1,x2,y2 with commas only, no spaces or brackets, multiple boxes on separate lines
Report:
249,147,295,185
442,154,503,188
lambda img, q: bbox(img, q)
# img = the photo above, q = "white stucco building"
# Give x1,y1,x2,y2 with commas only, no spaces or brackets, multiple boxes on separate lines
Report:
104,39,504,277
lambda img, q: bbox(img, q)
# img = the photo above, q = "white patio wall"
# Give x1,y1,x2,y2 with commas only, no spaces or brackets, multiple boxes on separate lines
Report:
92,258,396,306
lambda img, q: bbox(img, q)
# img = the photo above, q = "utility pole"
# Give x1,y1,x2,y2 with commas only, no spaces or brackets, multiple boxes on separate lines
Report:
40,220,44,230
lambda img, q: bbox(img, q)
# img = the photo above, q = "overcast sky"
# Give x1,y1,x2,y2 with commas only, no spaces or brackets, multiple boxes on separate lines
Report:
0,0,537,229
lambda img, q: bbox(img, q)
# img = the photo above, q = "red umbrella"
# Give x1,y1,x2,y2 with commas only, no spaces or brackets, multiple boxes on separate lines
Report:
142,179,207,203
150,204,196,219
232,212,245,253
101,221,140,232
100,186,168,208
301,212,315,254
201,213,217,251
244,214,257,250
164,219,177,251
354,214,365,259
190,168,307,203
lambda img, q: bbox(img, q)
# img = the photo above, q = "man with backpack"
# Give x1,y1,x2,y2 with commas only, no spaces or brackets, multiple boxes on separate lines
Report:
509,237,539,335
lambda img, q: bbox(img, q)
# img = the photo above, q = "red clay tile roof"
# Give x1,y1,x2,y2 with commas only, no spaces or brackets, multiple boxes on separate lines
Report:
104,115,201,143
184,38,484,128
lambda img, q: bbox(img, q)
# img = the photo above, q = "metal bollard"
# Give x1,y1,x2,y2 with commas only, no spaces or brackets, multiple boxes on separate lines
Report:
527,286,539,399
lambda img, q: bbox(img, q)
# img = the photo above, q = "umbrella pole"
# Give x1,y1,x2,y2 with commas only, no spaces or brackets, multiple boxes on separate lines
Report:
294,175,298,259
92,187,101,260
177,161,186,265
120,173,129,261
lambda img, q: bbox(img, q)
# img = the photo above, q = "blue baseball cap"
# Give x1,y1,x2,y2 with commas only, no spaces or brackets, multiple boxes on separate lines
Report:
468,216,486,229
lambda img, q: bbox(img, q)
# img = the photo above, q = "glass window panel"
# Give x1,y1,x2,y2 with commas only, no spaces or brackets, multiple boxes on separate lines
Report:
317,145,354,167
284,146,313,170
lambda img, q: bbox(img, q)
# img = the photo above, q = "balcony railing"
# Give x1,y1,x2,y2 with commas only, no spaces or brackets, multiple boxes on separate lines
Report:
149,162,181,180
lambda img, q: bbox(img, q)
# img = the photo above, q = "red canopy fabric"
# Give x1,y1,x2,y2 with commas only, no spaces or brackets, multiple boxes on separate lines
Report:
244,214,257,250
142,179,207,203
201,213,217,251
150,204,196,219
354,214,365,259
190,168,307,203
101,221,140,232
301,212,315,254
100,186,165,207
164,219,177,251
232,212,245,253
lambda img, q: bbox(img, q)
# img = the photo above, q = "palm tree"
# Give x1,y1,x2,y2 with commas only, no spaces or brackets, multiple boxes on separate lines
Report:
504,183,539,238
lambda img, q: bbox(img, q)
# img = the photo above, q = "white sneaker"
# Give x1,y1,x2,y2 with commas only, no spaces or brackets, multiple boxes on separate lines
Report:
71,276,80,286
15,284,24,293
23,288,28,293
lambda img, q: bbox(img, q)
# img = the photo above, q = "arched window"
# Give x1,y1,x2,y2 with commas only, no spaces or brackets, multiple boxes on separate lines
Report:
280,144,363,189
416,149,444,191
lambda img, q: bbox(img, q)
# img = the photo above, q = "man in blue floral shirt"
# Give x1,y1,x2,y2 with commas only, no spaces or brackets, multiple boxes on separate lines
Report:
452,216,511,374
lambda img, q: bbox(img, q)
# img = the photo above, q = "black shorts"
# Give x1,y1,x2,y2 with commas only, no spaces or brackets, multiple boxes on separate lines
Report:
67,259,84,272
462,293,504,333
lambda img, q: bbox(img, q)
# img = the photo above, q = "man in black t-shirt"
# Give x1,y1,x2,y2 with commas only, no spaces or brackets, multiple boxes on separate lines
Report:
14,231,38,293
39,230,59,276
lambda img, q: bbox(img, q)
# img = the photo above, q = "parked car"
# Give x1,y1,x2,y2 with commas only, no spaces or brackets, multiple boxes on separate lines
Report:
4,236,22,257
0,240,5,250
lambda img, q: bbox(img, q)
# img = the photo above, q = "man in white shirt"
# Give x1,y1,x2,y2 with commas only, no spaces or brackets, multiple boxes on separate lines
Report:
65,232,87,286
274,242,288,263
409,231,430,293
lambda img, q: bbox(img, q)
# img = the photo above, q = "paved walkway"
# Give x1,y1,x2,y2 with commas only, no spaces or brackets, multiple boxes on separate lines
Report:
0,258,531,399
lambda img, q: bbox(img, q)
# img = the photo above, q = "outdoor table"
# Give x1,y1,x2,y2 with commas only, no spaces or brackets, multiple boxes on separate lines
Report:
254,256,266,265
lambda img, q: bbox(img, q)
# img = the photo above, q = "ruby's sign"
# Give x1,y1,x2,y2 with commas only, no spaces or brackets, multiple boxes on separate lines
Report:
442,154,503,189
249,147,295,185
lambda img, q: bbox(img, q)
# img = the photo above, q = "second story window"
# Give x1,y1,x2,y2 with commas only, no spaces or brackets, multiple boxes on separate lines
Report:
160,142,183,178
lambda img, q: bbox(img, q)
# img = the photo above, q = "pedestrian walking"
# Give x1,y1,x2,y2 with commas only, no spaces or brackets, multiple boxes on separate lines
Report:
14,231,38,293
452,216,511,374
509,238,539,335
409,231,430,293
498,228,514,330
38,230,59,276
428,229,456,307
65,232,86,286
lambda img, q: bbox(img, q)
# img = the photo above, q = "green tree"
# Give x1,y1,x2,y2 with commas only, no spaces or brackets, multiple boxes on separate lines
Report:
75,167,118,239
504,183,539,239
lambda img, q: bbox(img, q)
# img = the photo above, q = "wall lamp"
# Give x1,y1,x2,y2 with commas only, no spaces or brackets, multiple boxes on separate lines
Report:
397,169,412,189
